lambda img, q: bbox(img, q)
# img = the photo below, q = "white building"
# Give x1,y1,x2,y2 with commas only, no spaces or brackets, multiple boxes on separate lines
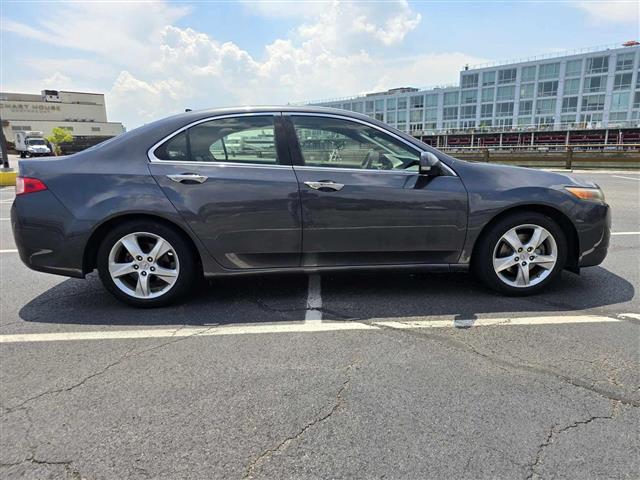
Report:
312,42,640,135
0,89,125,148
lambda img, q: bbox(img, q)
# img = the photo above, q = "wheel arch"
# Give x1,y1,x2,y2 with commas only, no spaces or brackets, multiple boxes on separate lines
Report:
82,213,204,275
470,204,580,271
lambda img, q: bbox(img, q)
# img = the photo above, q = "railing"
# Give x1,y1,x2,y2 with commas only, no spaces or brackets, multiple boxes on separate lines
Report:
414,120,640,136
469,42,637,70
438,143,640,152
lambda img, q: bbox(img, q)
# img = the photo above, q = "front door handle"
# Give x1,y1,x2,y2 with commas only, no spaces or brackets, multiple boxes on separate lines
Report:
167,173,208,184
304,181,344,192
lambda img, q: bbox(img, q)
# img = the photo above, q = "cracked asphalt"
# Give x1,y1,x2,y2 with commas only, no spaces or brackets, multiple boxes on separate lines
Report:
1,171,639,479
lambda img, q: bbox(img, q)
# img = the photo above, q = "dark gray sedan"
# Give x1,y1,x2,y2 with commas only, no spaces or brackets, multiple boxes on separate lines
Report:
11,107,610,307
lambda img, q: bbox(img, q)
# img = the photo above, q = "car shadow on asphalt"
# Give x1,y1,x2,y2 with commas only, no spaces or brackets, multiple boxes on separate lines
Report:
18,266,634,327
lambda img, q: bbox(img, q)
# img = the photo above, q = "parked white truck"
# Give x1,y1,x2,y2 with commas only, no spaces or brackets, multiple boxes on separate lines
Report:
15,131,52,158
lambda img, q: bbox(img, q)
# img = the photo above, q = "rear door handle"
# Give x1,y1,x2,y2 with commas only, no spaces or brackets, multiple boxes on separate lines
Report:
167,173,208,184
304,181,344,191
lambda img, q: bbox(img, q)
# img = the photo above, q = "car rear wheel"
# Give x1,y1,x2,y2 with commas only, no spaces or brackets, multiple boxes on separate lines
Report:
97,221,196,307
474,212,567,295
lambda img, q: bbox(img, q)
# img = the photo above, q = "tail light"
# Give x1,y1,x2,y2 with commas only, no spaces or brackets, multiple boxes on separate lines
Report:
16,177,48,196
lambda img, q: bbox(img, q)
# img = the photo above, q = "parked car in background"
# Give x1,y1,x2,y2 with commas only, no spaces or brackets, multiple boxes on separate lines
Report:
11,107,610,307
14,131,52,158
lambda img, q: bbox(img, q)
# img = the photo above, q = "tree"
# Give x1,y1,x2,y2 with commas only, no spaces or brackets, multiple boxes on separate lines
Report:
46,127,73,156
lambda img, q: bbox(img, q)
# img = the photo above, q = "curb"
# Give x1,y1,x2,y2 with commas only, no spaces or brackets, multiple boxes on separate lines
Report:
0,171,17,187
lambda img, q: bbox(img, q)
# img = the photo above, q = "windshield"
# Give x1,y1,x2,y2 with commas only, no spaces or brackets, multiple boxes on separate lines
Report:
26,139,46,145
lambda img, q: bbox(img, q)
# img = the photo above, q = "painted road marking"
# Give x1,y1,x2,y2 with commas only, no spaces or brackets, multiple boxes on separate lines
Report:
0,316,624,344
611,232,640,236
305,274,322,322
0,249,18,253
612,175,640,181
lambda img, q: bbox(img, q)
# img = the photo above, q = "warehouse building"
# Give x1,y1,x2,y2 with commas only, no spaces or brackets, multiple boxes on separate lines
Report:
311,42,640,148
0,89,125,153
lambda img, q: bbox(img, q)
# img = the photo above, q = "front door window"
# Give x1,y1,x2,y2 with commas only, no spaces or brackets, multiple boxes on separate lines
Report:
290,115,420,171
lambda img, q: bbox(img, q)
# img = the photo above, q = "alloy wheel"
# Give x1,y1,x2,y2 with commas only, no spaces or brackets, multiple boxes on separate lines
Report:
492,224,557,288
108,232,180,299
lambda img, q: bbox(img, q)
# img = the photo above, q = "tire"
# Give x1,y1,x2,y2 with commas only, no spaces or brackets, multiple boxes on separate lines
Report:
97,220,197,307
473,211,567,295
20,151,26,158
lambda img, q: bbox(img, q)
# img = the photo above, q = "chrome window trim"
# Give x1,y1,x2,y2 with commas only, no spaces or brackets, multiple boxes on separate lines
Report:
283,111,458,176
147,112,282,164
293,165,419,176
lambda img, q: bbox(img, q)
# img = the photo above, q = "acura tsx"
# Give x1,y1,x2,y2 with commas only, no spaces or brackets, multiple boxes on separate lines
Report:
11,107,610,307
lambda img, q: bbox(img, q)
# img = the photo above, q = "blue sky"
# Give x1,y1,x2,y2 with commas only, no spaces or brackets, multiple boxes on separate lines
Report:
1,1,638,128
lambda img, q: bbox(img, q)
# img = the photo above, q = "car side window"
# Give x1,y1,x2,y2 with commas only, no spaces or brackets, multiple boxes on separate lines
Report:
154,115,278,164
291,115,420,171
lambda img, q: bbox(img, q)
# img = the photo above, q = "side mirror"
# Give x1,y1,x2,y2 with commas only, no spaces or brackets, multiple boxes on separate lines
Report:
419,151,441,175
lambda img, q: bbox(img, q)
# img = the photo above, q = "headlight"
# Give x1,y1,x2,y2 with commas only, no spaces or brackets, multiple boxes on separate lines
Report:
565,186,605,203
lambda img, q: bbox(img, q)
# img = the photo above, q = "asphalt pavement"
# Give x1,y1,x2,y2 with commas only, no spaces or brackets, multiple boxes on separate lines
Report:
0,168,639,479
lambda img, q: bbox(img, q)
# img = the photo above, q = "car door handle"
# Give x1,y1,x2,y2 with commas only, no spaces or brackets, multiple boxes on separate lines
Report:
304,181,344,191
166,173,208,184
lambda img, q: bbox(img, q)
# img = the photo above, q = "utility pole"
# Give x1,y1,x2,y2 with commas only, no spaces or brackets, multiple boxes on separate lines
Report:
0,114,10,170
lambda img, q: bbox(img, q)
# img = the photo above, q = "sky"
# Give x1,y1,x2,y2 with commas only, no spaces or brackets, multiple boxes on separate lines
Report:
1,0,639,129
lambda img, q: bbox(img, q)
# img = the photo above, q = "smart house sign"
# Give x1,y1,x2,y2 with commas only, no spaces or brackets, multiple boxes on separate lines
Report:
0,102,62,113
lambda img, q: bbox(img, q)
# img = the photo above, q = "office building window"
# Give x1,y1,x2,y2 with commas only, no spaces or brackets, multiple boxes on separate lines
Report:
352,102,363,113
518,117,532,126
537,81,559,97
461,89,477,104
397,110,407,122
616,52,635,71
342,103,351,111
410,95,424,109
386,111,396,123
583,75,606,93
536,98,556,115
479,119,493,127
443,91,459,106
634,92,640,109
375,99,384,111
91,127,101,132
586,56,609,74
519,100,533,116
564,78,580,95
425,94,438,107
397,98,407,109
481,87,494,102
519,83,534,99
460,105,476,119
498,68,517,84
482,71,496,86
386,98,396,110
410,109,423,122
521,65,536,82
613,73,633,91
425,108,437,121
538,62,560,79
365,101,374,113
461,73,479,89
11,125,32,131
496,85,515,101
495,102,514,116
535,116,555,126
443,107,458,120
561,97,578,113
609,111,628,121
565,59,582,77
561,114,577,125
611,92,630,111
581,94,606,111
495,118,513,127
480,103,493,118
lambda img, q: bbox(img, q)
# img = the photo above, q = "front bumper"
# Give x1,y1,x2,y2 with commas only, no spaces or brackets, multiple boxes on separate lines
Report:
11,191,87,278
576,202,611,268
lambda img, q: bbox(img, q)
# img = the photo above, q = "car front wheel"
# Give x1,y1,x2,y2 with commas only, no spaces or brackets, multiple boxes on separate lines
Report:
97,221,196,307
474,212,567,295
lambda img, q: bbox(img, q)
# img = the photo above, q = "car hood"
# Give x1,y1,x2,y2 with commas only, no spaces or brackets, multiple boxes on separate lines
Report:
452,160,599,190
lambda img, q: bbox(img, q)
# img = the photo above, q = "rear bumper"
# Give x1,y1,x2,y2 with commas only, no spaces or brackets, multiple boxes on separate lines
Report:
577,203,611,268
11,192,87,278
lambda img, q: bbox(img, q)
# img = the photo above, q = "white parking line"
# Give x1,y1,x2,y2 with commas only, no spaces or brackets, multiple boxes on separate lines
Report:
305,273,322,322
612,175,640,181
0,249,18,253
0,315,624,344
611,232,640,236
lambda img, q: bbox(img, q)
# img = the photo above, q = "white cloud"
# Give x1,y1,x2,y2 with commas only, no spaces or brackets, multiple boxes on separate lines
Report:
573,1,639,24
3,1,484,128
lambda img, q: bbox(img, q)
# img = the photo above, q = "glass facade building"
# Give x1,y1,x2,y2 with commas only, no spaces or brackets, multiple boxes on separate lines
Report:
311,44,640,135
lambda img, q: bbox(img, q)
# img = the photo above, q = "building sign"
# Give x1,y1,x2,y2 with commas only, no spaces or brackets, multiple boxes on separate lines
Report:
0,102,63,113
